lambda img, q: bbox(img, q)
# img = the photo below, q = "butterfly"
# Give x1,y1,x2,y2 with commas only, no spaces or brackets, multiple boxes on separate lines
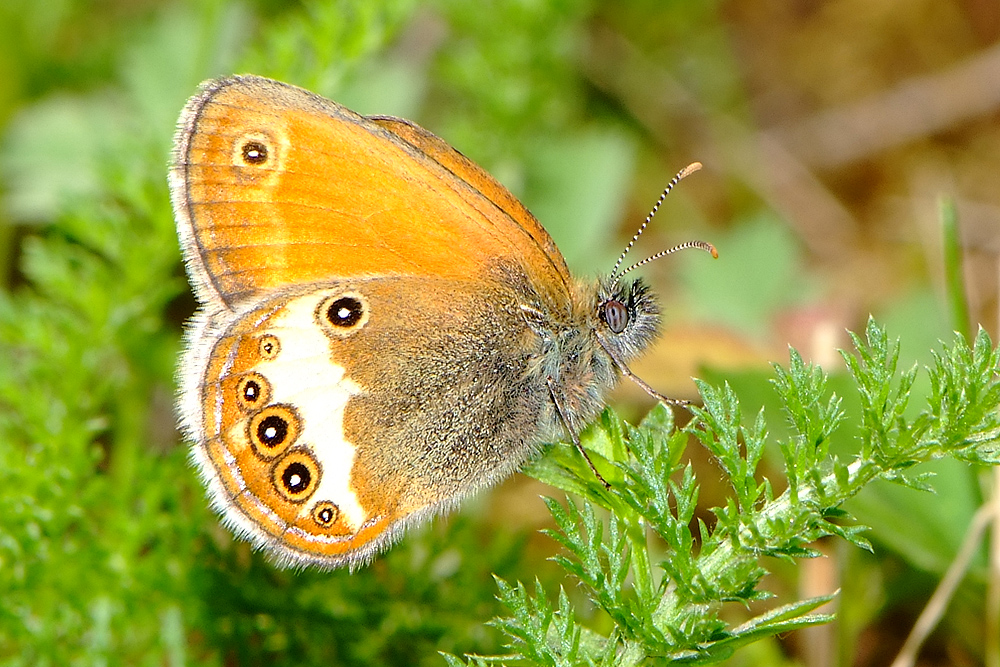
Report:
169,75,715,569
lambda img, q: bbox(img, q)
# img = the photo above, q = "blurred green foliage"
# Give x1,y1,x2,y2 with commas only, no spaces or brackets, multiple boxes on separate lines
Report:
0,1,551,663
0,0,996,665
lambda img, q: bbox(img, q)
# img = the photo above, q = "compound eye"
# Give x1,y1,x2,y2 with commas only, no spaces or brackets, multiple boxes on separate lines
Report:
603,300,629,334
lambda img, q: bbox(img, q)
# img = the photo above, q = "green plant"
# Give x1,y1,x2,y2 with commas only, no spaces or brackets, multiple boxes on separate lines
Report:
445,320,1000,665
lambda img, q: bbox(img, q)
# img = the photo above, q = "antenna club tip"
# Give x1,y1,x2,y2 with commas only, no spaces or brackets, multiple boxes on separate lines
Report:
691,240,718,258
679,162,703,179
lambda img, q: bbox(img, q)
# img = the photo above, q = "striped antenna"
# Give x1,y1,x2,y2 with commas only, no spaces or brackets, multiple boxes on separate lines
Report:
610,161,703,283
615,240,717,281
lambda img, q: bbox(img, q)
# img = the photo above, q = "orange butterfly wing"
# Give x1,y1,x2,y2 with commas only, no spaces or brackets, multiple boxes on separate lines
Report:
170,75,572,309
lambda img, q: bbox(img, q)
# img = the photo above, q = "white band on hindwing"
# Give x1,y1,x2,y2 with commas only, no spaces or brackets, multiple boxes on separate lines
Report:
250,292,366,531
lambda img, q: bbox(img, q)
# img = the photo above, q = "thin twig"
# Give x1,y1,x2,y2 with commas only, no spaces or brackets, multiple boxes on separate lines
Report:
767,41,1000,170
891,502,997,667
987,468,1000,667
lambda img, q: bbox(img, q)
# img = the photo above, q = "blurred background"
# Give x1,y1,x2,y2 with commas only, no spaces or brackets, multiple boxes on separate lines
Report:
0,0,998,665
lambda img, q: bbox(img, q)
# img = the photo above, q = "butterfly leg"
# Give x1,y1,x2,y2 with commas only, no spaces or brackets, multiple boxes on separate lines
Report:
546,377,612,489
620,364,691,407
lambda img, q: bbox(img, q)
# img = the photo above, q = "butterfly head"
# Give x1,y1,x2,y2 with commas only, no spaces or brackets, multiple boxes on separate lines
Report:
594,276,660,363
589,162,717,387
